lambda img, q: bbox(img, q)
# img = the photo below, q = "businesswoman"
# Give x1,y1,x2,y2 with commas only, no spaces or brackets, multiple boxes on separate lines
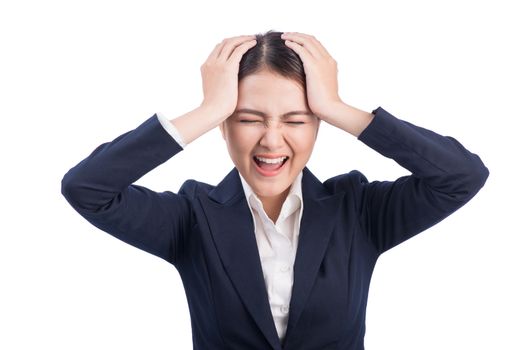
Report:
61,30,489,349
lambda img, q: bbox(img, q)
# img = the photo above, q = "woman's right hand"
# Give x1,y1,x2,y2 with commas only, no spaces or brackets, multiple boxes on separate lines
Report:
199,35,258,120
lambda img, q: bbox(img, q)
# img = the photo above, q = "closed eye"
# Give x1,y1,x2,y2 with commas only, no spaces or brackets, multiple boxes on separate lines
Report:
239,120,305,124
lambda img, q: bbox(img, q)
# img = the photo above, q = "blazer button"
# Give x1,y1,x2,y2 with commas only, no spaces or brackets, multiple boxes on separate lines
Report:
280,305,289,313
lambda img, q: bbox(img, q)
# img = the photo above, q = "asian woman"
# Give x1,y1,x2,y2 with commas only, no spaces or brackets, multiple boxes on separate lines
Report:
61,30,489,349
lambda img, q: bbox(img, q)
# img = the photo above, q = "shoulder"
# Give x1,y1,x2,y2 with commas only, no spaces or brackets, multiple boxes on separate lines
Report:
177,178,216,198
322,170,371,195
178,179,222,198
155,179,216,225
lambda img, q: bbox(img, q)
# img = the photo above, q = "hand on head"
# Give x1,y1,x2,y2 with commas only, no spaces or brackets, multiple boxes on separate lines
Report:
280,32,343,121
199,35,258,121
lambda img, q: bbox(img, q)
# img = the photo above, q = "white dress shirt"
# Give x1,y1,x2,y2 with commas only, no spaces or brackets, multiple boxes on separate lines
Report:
155,112,304,342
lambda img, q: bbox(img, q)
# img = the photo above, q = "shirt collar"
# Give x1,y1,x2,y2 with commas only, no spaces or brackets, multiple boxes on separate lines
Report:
238,169,304,228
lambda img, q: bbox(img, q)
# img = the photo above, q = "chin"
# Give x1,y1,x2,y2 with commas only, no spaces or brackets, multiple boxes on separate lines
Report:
254,181,290,197
256,188,283,198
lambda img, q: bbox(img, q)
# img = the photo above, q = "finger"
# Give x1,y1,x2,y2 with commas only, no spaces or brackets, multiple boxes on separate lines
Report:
207,35,256,61
206,42,224,62
217,35,257,62
228,39,257,64
281,32,328,60
283,39,314,64
282,32,325,58
305,35,332,58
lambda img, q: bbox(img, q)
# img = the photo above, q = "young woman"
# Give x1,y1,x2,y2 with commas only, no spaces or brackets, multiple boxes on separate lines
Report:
61,30,489,350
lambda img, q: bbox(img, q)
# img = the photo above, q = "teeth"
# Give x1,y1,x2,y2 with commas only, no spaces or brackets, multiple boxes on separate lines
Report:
255,156,287,164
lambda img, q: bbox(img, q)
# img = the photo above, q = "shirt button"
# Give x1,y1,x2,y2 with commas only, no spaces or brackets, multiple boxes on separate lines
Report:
281,305,289,313
280,264,290,272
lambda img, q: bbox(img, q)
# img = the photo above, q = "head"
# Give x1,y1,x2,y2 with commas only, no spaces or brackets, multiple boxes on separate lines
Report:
219,30,321,203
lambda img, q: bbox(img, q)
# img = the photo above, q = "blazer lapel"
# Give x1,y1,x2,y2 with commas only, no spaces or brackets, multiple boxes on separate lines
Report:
283,167,344,344
198,167,343,349
199,168,282,349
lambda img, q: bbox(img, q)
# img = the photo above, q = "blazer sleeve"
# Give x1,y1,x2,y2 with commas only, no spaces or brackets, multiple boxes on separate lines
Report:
156,112,188,148
355,107,489,255
61,114,193,266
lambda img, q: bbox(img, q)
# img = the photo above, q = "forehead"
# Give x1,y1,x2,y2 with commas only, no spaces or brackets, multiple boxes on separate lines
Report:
237,71,306,107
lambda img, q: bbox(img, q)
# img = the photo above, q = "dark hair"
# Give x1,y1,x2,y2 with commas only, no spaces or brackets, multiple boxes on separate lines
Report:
238,30,306,93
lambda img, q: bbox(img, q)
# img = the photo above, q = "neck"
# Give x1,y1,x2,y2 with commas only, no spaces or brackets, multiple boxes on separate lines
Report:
258,187,290,224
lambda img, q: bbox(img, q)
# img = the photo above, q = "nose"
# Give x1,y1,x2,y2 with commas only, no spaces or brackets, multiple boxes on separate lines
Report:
258,120,285,149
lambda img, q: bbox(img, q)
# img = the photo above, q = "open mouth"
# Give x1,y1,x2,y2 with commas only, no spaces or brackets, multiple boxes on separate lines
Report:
253,156,289,172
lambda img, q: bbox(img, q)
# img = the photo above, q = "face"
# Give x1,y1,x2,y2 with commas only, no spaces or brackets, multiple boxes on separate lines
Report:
219,70,320,202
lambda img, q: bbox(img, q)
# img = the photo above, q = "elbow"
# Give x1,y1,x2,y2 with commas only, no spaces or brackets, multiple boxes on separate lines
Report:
61,170,93,212
61,168,118,214
468,153,490,193
452,158,490,203
61,171,80,207
471,162,490,195
477,162,490,187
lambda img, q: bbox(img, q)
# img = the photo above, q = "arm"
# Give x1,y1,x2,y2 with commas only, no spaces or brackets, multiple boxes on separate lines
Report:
61,112,199,266
156,112,187,148
317,101,375,137
277,32,489,253
61,35,259,265
154,104,231,147
352,106,489,254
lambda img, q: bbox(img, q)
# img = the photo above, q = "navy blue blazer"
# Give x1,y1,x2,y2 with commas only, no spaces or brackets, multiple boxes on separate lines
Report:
61,106,489,349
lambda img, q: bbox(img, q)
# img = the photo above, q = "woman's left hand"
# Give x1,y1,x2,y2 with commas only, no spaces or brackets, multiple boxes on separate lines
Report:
281,32,343,121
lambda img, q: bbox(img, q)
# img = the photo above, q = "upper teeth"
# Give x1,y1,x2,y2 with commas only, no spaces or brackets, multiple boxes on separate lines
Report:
255,156,287,164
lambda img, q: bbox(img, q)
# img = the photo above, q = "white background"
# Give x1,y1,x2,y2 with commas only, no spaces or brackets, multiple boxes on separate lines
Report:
1,0,522,349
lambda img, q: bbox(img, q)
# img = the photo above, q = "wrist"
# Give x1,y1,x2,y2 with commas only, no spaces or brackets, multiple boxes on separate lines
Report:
199,102,234,123
320,101,374,138
171,105,229,145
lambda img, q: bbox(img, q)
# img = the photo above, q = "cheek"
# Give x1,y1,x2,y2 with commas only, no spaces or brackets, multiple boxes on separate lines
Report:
288,129,317,153
227,129,256,156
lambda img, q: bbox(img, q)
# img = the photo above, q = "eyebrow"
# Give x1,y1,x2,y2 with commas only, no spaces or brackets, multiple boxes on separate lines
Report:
233,108,315,119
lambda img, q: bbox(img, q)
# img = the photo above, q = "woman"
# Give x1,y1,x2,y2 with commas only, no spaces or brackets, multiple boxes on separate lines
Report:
61,30,489,349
